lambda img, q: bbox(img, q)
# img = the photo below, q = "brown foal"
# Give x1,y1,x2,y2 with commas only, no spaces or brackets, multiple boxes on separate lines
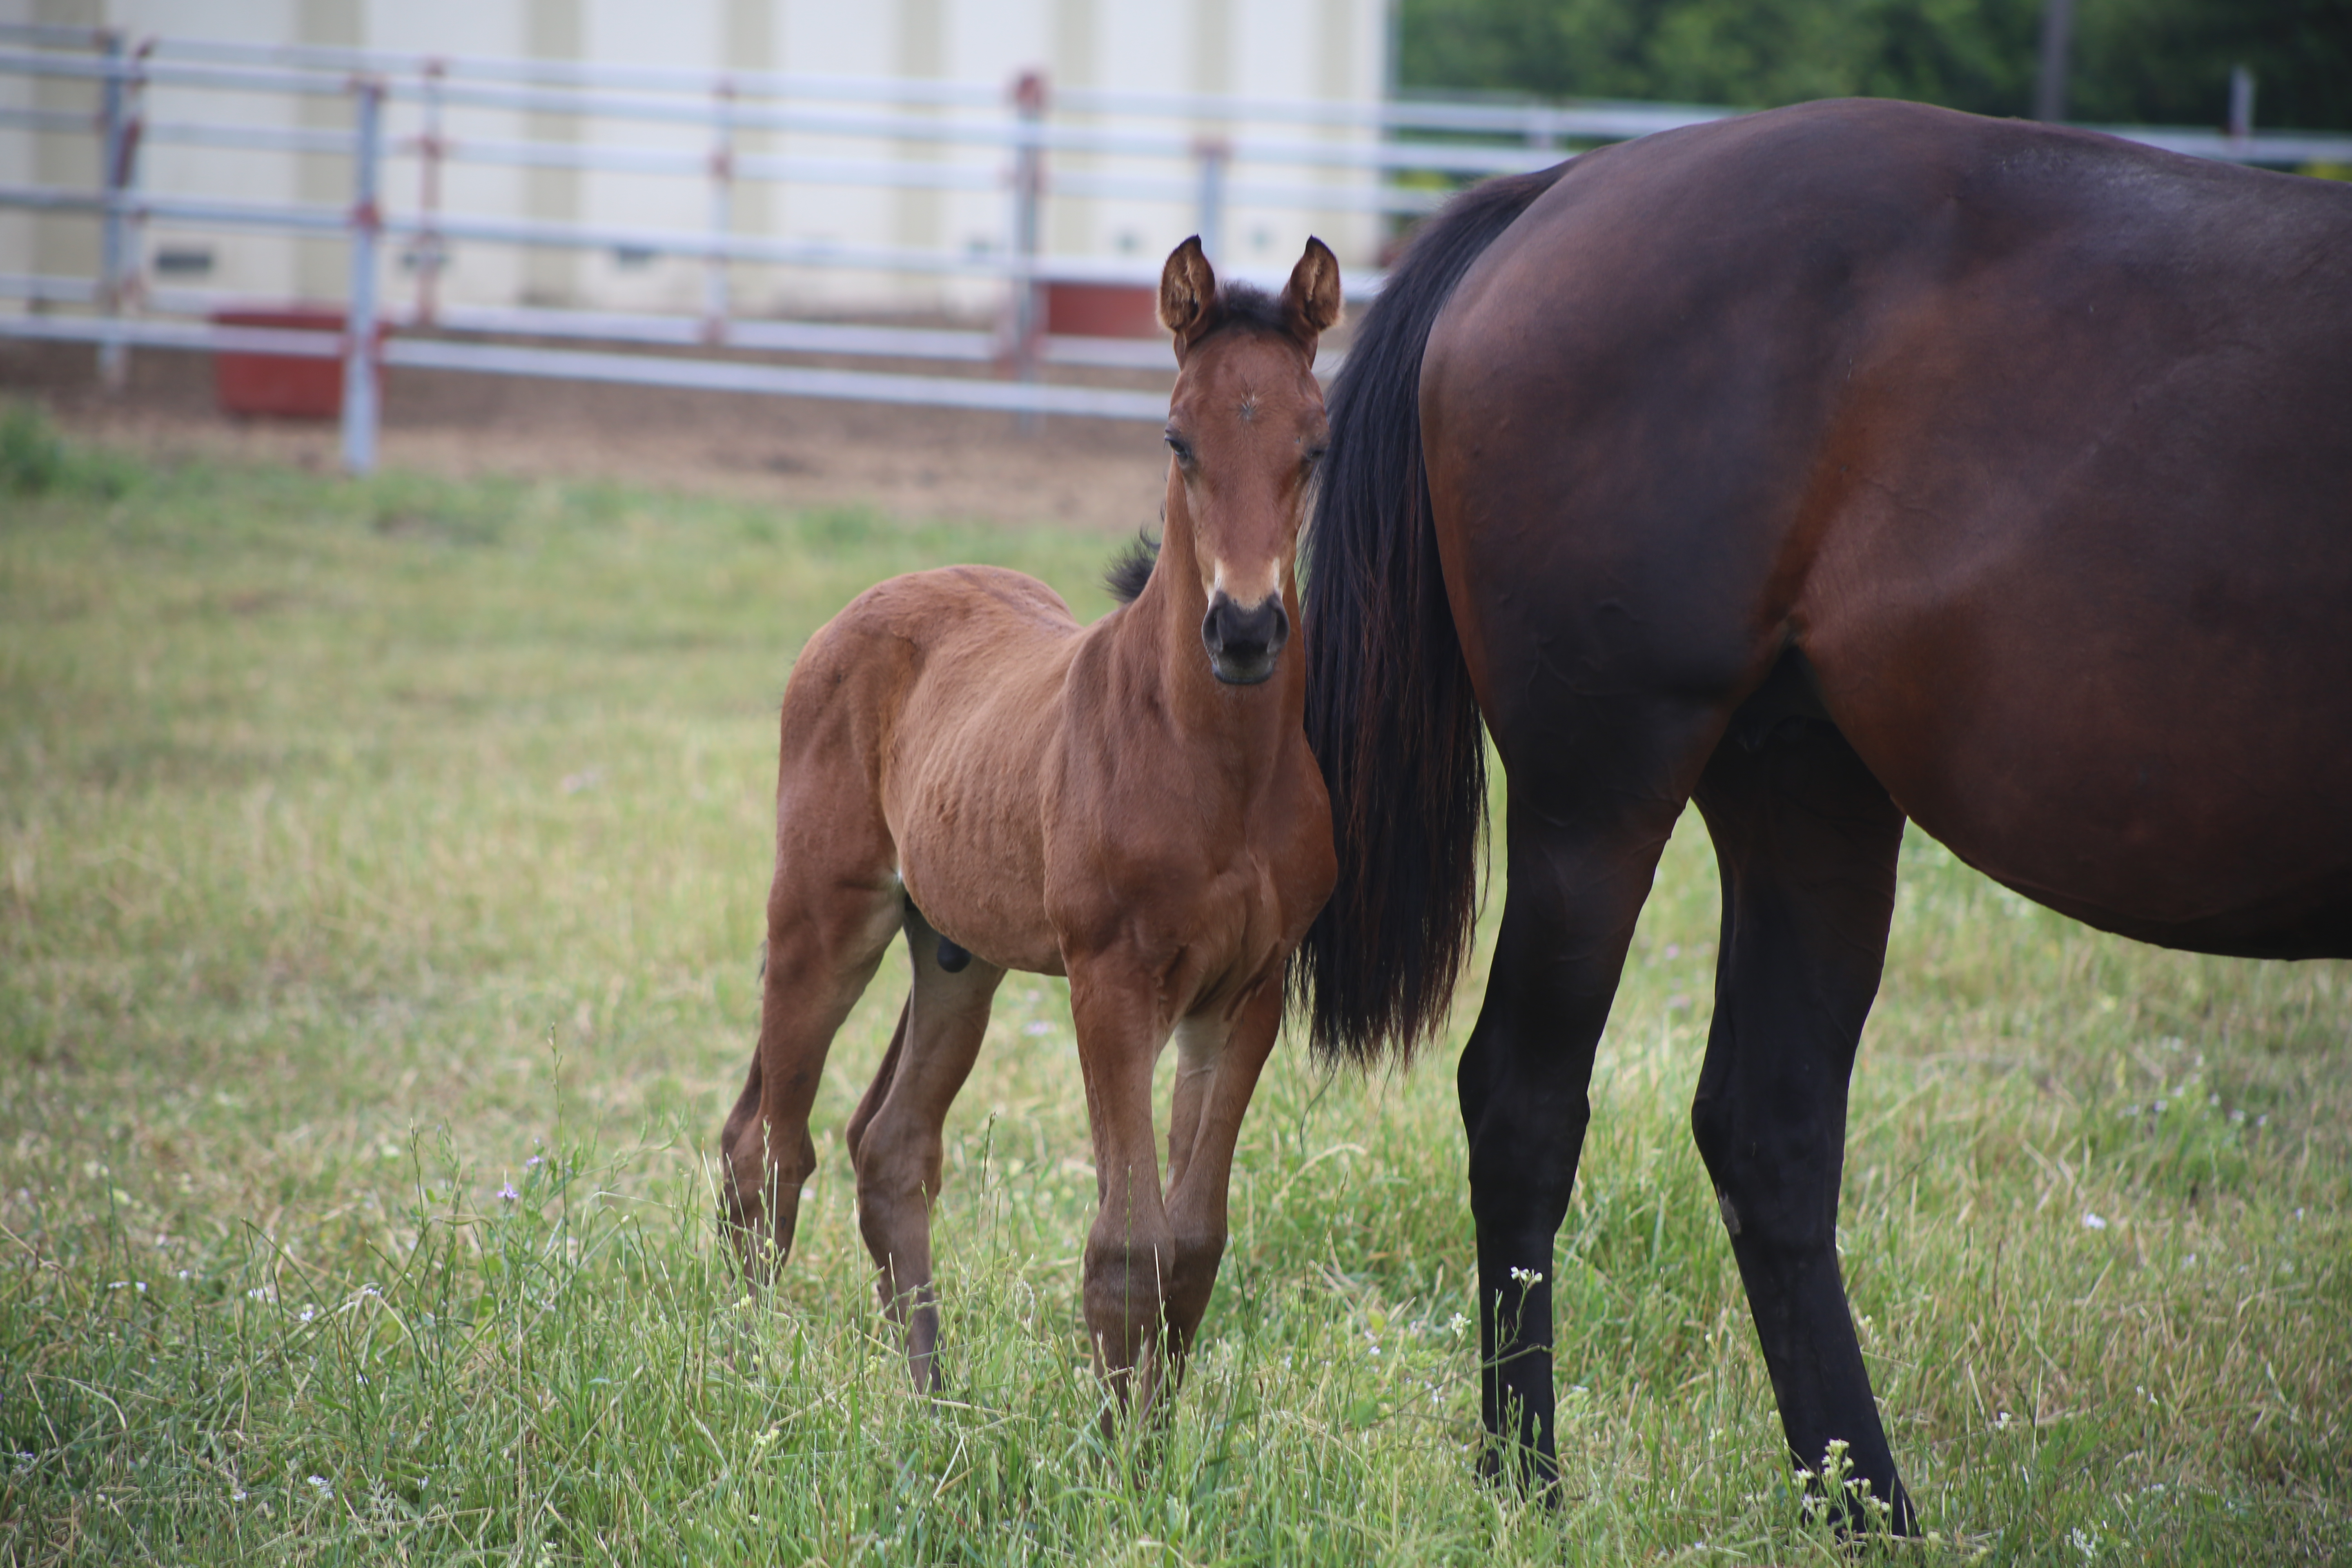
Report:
719,236,1340,1412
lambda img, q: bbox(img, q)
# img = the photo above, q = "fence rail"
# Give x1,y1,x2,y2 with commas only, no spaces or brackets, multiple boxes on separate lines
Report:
6,23,2348,473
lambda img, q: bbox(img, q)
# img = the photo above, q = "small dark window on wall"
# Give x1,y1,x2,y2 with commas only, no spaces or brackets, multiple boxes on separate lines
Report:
153,247,215,277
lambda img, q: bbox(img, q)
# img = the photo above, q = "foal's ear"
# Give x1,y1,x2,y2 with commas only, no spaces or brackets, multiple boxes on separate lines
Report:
1158,236,1220,359
1281,237,1343,359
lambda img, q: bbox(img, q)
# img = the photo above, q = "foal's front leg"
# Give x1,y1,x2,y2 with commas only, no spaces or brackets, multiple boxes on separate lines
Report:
1068,961,1178,1414
1160,977,1283,1363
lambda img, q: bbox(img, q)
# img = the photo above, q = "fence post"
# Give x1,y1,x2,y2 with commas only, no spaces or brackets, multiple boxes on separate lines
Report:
705,77,735,345
1194,135,1229,267
342,76,384,477
2228,65,2255,145
96,29,130,390
1009,69,1046,432
414,58,446,328
2034,0,2074,122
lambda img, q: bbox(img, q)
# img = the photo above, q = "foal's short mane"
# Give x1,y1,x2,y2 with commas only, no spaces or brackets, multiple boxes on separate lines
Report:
1104,532,1159,604
1199,281,1291,340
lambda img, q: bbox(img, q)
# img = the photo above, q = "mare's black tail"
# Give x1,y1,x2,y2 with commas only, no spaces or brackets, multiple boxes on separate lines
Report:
1292,163,1569,1069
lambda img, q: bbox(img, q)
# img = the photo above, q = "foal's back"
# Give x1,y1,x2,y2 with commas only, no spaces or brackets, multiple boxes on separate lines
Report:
777,563,1097,976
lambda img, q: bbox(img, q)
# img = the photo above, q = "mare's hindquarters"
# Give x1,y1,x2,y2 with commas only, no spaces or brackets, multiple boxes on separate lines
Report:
1399,100,2350,1518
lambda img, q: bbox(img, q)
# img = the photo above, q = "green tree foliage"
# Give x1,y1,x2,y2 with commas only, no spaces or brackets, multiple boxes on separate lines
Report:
1399,0,2352,130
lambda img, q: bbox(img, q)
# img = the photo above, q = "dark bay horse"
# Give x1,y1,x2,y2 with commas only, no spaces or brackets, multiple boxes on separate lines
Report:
721,237,1339,1412
1296,98,2352,1526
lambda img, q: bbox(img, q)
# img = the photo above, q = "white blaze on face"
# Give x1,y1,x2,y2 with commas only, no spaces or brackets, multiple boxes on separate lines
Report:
1209,558,1281,609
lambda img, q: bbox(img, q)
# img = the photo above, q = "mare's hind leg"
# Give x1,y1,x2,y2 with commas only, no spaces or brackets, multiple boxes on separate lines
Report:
1689,715,1912,1531
1458,768,1695,1487
718,816,902,1276
851,904,1004,1390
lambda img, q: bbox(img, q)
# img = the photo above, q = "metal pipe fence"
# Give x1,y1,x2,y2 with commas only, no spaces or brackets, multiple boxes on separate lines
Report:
6,23,2348,473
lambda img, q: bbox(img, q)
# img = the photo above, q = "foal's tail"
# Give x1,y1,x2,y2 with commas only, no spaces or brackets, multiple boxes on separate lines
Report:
1293,163,1569,1070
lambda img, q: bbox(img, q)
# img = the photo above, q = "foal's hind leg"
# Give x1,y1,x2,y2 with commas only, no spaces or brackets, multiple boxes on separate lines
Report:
718,814,902,1276
1689,716,1911,1532
843,996,910,1170
850,904,1004,1390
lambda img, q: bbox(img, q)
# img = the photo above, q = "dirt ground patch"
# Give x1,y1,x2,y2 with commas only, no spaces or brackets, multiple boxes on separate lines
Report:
1,337,1177,534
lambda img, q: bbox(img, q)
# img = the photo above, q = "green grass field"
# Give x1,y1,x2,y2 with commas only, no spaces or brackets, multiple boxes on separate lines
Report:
2,405,2346,1564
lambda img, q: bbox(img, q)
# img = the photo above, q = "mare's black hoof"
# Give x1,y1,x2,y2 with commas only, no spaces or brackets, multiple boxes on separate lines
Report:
1474,1439,1562,1503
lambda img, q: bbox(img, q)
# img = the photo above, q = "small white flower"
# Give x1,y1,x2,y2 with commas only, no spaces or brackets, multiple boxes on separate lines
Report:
2082,1212,2108,1231
1446,1312,1468,1340
1508,1266,1545,1286
307,1475,332,1497
298,1305,316,1323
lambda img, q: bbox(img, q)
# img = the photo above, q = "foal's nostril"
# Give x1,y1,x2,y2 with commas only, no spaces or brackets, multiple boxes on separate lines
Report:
1201,592,1290,684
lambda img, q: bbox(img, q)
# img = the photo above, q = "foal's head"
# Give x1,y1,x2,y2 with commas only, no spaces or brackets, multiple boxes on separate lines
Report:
1156,236,1342,686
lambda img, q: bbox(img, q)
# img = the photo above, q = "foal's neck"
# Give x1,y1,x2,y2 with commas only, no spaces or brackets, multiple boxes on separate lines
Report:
1120,500,1301,760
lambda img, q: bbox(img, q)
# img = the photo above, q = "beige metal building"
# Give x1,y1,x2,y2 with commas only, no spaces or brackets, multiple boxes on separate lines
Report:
2,0,1392,321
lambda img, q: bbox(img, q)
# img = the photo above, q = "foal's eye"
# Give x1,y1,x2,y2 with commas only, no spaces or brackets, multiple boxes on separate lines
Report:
1302,442,1329,470
1164,431,1194,464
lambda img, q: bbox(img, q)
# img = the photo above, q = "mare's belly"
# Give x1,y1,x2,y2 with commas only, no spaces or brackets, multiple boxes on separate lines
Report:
1807,534,2352,957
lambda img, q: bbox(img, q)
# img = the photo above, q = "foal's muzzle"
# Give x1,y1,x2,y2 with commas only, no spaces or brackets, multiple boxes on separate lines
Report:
1201,590,1290,686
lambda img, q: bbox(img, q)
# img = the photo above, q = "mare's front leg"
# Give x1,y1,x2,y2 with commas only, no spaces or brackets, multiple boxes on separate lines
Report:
1690,715,1912,1531
1067,958,1179,1415
1460,780,1687,1488
1159,977,1283,1365
849,904,1004,1390
717,813,901,1277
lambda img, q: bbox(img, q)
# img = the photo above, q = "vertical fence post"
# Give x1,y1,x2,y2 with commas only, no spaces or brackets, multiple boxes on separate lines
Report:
2228,65,2255,146
96,29,129,390
414,58,445,327
1194,135,1229,267
2034,0,2074,122
705,77,735,345
1009,69,1046,432
342,76,384,477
